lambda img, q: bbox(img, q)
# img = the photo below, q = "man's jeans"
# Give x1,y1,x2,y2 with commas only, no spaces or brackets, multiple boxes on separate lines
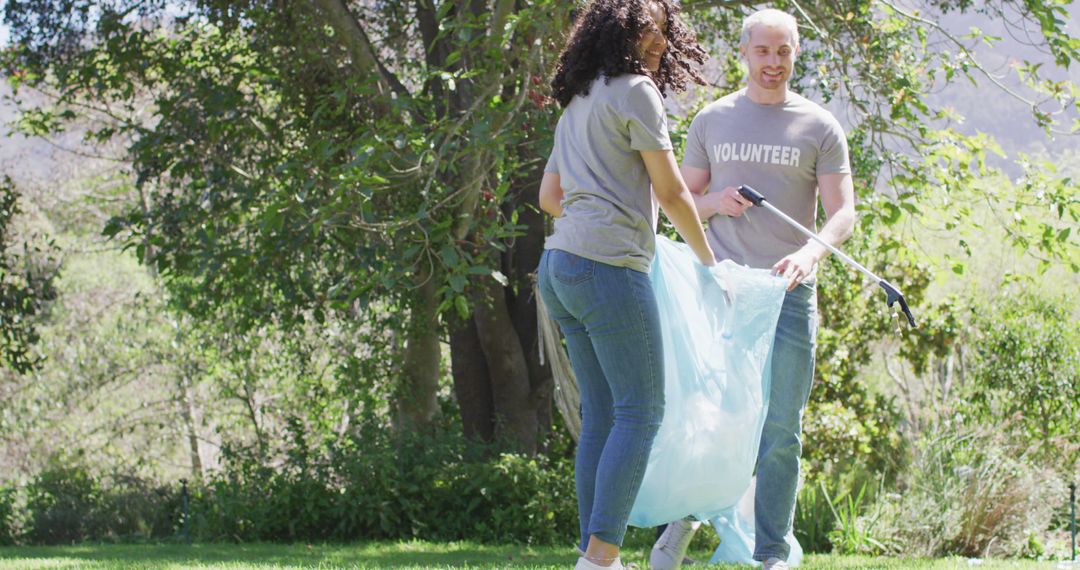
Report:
538,249,665,551
754,281,818,562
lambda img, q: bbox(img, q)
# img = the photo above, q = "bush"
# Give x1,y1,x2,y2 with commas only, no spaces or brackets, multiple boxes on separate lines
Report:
193,431,577,545
25,464,101,544
872,423,1064,558
13,431,577,546
23,463,181,544
0,485,16,545
964,290,1079,469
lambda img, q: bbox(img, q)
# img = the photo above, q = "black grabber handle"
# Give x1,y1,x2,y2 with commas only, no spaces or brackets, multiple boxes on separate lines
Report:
737,185,766,206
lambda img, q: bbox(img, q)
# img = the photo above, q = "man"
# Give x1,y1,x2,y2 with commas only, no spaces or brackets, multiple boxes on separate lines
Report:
649,9,855,570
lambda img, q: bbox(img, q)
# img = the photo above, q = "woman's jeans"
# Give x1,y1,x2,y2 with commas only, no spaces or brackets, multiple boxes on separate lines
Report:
753,281,818,562
537,249,665,551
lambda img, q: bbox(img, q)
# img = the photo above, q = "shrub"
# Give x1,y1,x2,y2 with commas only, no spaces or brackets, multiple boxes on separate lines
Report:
964,290,1079,469
25,464,101,544
872,423,1064,558
18,432,578,545
23,463,182,544
0,485,16,545
193,431,577,545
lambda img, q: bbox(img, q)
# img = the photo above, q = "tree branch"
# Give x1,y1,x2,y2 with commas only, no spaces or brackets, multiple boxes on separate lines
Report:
875,0,1046,115
682,0,758,13
309,0,412,102
489,0,516,48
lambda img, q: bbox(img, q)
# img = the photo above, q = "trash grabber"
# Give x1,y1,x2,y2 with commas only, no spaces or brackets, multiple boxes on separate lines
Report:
737,184,917,328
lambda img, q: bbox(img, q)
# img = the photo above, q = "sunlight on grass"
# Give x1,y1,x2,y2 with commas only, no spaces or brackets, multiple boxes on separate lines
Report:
0,542,1073,569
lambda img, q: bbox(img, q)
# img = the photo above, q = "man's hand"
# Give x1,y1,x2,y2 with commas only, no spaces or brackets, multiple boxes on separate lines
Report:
772,247,817,291
708,185,753,218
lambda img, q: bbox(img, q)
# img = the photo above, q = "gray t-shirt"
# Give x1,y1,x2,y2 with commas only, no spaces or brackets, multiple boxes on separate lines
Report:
544,74,672,273
683,89,850,270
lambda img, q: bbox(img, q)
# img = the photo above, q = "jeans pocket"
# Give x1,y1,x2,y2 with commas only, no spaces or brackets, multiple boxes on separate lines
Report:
550,250,595,286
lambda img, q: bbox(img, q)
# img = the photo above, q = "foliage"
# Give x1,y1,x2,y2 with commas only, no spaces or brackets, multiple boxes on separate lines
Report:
823,480,885,555
0,484,15,546
1,0,564,449
963,288,1079,464
794,480,835,554
3,430,576,546
23,461,181,545
194,430,576,545
872,422,1065,558
0,176,58,373
802,232,914,483
0,0,1077,556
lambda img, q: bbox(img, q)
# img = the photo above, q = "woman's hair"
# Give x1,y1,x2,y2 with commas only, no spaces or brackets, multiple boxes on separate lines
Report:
550,0,706,108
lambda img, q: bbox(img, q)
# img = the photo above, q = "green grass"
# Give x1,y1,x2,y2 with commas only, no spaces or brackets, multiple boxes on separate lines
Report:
0,542,1075,569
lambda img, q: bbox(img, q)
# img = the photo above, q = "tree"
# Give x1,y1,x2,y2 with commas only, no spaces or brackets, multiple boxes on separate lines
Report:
4,0,1076,459
5,0,570,453
0,176,57,374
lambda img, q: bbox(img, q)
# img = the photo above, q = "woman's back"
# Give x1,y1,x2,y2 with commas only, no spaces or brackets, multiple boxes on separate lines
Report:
545,74,671,273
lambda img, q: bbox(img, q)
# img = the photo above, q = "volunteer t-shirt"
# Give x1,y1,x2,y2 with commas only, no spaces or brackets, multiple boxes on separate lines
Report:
683,88,849,269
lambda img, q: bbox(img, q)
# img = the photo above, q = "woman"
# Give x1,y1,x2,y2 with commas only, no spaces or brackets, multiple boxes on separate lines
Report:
536,1,714,568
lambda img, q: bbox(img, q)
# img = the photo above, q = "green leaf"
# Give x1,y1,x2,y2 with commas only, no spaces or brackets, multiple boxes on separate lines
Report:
449,274,466,293
881,202,902,225
454,295,469,319
440,245,459,267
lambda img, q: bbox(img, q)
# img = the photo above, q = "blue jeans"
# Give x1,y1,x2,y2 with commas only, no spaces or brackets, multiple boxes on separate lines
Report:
754,282,818,562
537,249,665,551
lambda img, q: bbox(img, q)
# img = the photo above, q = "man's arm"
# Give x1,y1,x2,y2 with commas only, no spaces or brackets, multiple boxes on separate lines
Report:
538,172,563,217
681,165,753,220
772,172,856,290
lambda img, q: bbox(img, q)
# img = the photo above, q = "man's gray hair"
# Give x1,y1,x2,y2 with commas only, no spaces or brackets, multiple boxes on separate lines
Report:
739,9,799,47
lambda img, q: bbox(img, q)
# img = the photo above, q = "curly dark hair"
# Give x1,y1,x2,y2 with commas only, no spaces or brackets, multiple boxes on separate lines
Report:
551,0,706,108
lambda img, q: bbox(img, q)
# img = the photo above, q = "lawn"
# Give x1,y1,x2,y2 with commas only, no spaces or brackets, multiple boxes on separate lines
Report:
0,542,1076,569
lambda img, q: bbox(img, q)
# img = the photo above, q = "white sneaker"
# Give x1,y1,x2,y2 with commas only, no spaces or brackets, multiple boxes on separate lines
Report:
575,555,625,570
762,557,789,570
649,518,701,570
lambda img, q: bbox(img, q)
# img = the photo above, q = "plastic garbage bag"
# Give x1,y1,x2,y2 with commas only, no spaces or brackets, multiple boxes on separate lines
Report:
710,477,804,566
628,236,787,527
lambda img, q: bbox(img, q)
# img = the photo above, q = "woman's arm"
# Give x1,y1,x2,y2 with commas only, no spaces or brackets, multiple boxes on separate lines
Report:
641,150,716,266
538,172,564,217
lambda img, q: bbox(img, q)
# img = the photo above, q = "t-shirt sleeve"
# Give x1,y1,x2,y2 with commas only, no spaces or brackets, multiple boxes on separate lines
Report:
623,79,673,152
681,111,710,169
817,115,851,175
544,151,558,174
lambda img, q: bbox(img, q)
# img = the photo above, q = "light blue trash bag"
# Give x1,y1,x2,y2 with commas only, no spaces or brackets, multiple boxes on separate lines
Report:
628,236,787,527
710,478,804,566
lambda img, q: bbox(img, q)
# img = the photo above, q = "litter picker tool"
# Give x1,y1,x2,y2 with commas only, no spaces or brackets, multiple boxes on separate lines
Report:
737,185,917,328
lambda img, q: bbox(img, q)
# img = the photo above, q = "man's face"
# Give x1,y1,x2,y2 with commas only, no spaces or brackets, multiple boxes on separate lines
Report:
740,23,798,93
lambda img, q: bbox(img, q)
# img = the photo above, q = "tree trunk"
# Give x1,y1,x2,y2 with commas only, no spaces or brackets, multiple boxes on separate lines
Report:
472,276,538,454
448,137,555,454
179,368,204,479
449,318,495,442
396,269,442,431
506,165,554,446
